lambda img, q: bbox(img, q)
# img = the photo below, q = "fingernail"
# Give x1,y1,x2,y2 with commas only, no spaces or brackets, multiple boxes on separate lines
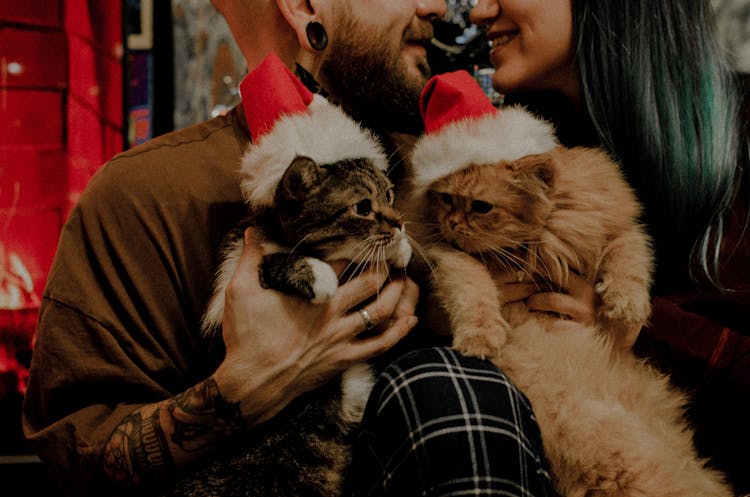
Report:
407,316,418,327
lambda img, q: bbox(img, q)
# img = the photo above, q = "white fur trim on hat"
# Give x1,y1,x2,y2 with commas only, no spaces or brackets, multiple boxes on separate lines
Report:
410,105,559,196
240,95,389,207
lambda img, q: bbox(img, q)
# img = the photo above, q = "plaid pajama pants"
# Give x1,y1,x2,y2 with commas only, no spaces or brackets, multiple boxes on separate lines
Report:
345,347,554,497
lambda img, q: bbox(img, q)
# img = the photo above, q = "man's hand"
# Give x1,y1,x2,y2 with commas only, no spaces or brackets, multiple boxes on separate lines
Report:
214,228,419,427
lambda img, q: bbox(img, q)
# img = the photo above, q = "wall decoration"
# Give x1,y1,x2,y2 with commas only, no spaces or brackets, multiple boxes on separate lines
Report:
172,0,245,130
127,0,154,50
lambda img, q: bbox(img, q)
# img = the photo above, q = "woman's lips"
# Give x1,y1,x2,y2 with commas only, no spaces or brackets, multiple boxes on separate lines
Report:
489,30,519,50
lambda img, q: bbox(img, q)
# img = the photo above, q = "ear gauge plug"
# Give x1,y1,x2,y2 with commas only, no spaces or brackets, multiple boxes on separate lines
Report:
306,21,328,51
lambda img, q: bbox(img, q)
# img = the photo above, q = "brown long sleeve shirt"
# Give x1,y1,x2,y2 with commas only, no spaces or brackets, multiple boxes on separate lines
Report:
23,108,250,496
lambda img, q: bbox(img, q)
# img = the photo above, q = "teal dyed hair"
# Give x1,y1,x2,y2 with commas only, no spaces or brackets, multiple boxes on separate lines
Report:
572,0,743,289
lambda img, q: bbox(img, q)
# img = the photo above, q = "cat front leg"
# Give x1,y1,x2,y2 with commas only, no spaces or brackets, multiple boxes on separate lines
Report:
595,225,653,348
260,252,339,303
428,245,509,362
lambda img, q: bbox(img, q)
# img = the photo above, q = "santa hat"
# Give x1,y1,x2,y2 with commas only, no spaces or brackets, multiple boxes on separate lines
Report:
410,70,559,197
238,52,388,207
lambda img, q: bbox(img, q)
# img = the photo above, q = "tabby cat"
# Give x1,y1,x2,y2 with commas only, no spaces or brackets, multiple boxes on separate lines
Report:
408,142,735,497
162,154,411,497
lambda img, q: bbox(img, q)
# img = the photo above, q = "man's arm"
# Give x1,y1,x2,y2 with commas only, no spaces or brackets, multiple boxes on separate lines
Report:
101,378,242,486
98,228,420,489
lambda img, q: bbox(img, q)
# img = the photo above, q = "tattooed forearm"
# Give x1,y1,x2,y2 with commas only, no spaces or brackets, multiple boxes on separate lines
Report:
169,378,243,452
140,407,174,475
102,407,174,486
101,378,243,487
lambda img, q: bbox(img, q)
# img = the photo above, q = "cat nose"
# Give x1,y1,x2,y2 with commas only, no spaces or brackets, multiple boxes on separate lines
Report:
448,216,460,229
382,208,404,229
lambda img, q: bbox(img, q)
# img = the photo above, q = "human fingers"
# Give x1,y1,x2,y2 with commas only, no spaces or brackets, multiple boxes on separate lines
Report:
351,275,420,336
343,314,419,363
224,228,266,307
499,282,538,303
342,277,407,335
527,291,595,325
493,270,538,303
391,276,420,320
565,272,597,306
331,266,390,312
328,259,349,277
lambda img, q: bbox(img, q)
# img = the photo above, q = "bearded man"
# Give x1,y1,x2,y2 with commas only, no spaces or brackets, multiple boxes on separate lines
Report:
22,1,555,496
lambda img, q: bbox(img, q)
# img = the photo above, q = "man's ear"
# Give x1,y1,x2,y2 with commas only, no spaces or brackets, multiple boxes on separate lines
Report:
274,0,320,52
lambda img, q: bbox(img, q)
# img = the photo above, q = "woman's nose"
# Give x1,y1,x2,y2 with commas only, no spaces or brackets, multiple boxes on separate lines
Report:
470,0,500,25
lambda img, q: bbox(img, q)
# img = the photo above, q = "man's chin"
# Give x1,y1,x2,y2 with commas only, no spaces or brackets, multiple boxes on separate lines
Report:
320,45,428,133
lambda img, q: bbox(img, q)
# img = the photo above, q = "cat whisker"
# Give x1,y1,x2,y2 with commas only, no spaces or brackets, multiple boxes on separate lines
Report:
384,144,408,176
349,240,378,273
287,233,314,256
485,246,539,284
405,235,435,274
478,251,488,267
339,237,382,286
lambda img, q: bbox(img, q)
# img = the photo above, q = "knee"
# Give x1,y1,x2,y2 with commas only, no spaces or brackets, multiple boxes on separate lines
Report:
366,347,535,424
350,348,550,497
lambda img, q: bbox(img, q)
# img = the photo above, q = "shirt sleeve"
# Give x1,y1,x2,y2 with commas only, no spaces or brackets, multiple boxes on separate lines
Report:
21,116,246,496
21,164,200,496
636,296,750,389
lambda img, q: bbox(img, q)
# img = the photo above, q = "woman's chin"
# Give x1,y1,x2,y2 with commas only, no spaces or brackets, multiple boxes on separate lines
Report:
490,72,519,96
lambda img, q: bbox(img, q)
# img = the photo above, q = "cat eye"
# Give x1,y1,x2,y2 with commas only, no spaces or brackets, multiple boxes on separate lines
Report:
440,193,453,206
353,199,372,216
472,200,493,214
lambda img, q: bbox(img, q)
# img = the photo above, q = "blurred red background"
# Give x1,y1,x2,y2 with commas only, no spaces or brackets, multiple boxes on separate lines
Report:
1,0,124,405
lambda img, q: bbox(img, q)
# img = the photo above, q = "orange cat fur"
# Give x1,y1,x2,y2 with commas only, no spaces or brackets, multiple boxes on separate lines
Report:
406,145,735,497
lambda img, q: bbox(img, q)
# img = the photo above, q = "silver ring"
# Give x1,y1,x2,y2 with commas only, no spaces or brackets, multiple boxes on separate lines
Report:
359,308,374,331
516,270,525,283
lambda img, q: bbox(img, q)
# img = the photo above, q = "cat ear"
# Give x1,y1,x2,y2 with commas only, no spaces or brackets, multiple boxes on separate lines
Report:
280,156,325,201
513,153,556,191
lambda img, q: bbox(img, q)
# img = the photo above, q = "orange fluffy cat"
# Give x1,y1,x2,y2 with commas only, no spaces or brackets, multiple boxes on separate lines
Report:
405,73,737,497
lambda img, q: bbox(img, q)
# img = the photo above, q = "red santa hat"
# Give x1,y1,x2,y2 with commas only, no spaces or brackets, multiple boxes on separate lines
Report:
410,70,559,197
238,52,388,207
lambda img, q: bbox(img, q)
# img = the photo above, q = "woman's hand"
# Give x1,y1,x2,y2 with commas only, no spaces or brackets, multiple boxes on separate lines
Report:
494,271,597,327
213,228,419,427
495,270,644,349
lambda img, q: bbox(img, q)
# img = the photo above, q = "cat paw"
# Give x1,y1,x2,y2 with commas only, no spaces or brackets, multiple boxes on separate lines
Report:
307,258,339,303
595,275,650,325
452,323,507,363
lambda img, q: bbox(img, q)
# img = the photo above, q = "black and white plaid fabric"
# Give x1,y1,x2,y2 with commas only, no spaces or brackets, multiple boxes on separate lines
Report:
346,347,554,497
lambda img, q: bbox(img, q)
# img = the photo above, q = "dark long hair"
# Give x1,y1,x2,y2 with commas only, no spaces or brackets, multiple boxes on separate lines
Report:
571,0,744,290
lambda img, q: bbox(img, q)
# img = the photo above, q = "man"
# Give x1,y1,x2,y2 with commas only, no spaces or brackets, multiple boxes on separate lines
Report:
23,1,554,496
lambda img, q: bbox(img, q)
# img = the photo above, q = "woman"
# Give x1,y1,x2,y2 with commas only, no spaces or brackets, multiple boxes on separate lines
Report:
469,0,750,493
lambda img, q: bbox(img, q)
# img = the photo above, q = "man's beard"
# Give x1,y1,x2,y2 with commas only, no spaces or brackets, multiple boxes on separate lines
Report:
321,15,433,135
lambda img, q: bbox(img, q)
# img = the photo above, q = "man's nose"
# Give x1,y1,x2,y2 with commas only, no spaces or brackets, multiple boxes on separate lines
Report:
417,0,448,20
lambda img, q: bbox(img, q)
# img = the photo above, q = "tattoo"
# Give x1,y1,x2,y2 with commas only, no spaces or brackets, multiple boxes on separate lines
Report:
101,379,240,487
102,408,175,486
168,378,243,452
138,408,174,475
102,412,139,484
